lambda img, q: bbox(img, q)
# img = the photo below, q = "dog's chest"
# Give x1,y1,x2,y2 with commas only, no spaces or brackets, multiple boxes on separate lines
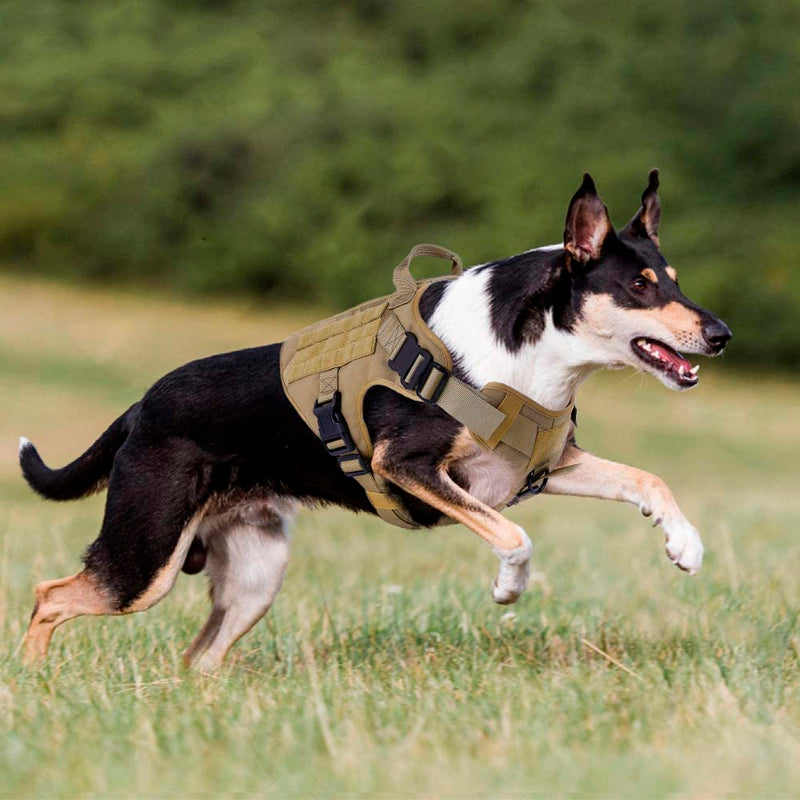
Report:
450,438,520,509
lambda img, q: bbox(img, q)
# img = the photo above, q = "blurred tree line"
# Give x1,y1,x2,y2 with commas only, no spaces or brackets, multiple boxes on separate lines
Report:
1,0,798,367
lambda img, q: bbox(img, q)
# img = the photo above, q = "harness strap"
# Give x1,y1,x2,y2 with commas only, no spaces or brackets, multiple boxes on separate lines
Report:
377,312,507,441
314,368,418,528
389,244,462,308
377,311,574,506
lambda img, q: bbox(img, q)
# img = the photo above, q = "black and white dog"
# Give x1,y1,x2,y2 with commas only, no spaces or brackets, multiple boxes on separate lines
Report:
20,171,731,669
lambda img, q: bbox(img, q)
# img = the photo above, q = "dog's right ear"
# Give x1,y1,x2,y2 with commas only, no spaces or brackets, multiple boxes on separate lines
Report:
621,167,661,248
563,173,614,266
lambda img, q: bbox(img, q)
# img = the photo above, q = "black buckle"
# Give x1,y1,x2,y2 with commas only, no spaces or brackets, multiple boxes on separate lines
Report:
313,393,371,478
313,392,354,455
387,332,449,404
507,468,549,506
337,452,370,477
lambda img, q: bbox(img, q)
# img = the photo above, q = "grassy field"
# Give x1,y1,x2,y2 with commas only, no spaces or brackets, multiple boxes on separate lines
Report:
1,274,798,797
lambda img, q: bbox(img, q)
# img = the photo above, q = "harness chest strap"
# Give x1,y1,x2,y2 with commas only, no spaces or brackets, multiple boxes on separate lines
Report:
375,309,575,495
279,244,575,528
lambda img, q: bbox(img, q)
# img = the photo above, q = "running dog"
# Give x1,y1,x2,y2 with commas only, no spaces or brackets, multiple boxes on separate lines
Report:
19,170,731,669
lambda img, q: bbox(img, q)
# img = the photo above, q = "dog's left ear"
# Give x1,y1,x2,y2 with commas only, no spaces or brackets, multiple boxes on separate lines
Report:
622,168,661,248
563,173,614,266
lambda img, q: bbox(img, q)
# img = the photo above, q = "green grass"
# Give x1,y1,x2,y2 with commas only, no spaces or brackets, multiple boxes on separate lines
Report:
1,276,799,796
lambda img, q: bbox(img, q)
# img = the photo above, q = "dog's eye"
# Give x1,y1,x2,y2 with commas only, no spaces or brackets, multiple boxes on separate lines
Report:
631,277,648,291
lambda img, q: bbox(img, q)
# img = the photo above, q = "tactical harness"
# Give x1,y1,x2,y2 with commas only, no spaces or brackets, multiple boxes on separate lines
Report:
280,244,575,529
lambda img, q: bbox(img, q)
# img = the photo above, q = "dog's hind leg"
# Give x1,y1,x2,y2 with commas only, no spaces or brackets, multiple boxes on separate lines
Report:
23,440,208,664
183,508,290,671
23,509,202,664
23,571,118,664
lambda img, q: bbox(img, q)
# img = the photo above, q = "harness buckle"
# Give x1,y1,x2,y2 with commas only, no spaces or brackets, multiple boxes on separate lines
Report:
507,467,549,506
313,393,372,478
313,392,355,455
387,332,449,404
337,452,370,477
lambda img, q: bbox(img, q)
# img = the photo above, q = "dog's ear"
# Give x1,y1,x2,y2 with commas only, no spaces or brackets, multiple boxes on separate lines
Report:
621,168,661,248
563,173,614,265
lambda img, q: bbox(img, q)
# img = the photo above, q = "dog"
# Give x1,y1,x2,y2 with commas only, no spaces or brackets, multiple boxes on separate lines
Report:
19,170,731,669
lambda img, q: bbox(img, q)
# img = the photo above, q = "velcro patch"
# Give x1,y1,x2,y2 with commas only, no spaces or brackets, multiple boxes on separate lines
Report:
285,302,387,383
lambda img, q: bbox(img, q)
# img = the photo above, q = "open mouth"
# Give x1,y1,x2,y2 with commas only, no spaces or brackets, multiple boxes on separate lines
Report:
631,338,699,388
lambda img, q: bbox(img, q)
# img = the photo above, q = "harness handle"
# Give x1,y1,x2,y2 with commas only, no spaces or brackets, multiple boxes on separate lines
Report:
391,243,463,305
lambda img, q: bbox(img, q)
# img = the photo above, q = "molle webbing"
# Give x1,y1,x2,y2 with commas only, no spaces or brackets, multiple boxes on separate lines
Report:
279,244,574,529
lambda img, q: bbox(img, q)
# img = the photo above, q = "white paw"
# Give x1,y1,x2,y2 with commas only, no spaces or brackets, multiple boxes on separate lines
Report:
492,526,532,605
662,515,704,575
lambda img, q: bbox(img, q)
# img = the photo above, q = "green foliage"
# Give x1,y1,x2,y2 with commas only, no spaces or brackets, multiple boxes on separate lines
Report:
0,0,798,366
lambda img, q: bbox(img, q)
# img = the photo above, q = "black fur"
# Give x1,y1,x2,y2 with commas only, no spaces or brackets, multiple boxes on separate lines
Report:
484,249,573,351
20,406,138,501
363,386,465,527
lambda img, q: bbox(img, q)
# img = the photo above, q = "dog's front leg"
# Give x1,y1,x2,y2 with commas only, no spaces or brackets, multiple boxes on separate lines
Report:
372,444,532,604
545,443,704,574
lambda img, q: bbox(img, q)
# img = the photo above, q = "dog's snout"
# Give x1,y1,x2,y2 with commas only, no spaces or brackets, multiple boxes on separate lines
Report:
702,318,732,353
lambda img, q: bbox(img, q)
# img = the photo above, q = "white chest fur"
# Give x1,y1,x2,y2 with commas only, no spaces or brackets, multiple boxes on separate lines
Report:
428,255,597,410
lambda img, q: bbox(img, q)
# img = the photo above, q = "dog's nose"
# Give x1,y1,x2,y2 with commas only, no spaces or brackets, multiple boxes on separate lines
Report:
703,319,732,353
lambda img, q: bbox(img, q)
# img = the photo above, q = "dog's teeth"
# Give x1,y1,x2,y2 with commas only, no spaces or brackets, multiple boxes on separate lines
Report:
678,365,685,376
690,365,700,374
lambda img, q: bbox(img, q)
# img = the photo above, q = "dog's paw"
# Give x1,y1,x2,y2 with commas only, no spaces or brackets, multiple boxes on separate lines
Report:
492,526,532,604
662,515,704,575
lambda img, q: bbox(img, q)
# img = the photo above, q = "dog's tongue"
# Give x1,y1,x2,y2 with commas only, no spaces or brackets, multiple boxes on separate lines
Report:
650,342,692,371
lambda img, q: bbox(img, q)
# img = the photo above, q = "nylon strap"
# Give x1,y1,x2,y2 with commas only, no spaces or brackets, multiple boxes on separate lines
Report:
318,368,339,404
377,311,508,443
314,364,417,528
353,472,416,527
389,244,462,308
435,378,507,444
376,311,574,475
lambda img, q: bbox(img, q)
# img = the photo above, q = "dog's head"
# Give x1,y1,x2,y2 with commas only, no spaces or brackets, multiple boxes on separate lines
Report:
562,170,731,390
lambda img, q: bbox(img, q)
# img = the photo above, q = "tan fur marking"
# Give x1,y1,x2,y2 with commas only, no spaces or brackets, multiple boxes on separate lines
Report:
24,572,116,663
372,441,524,552
641,268,658,283
665,266,678,282
443,429,477,465
578,294,705,352
546,443,678,522
124,506,208,612
652,300,702,329
24,507,212,663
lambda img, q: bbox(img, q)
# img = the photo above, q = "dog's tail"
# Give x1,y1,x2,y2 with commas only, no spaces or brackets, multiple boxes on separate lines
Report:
19,404,139,501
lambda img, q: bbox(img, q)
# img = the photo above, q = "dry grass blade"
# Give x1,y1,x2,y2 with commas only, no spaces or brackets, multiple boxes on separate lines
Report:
581,638,644,682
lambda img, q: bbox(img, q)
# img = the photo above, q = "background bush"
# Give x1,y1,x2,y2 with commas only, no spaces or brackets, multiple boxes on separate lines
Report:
0,0,798,367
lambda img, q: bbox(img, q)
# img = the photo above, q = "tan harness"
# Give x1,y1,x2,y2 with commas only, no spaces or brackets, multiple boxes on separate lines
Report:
280,244,575,529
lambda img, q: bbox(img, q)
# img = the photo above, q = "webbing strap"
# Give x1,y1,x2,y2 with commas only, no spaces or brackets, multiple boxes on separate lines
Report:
389,244,463,308
377,311,575,472
318,369,339,404
435,378,507,443
314,365,418,528
353,471,418,528
378,311,507,443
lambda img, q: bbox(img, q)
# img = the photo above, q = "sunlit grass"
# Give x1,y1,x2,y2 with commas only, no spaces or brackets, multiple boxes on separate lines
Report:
1,276,798,796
